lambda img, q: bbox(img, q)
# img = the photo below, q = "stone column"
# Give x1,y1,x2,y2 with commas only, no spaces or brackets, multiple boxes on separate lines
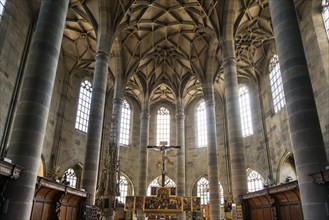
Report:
137,98,150,220
222,58,248,203
0,1,69,219
204,84,221,220
222,0,247,204
81,51,109,205
269,1,328,219
176,98,186,220
81,0,114,205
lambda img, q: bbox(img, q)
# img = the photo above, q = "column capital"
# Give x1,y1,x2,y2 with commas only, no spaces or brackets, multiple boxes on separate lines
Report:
222,56,236,64
176,113,185,120
95,50,110,58
140,113,150,119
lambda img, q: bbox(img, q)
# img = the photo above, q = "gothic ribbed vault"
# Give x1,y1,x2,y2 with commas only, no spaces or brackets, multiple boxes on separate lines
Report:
59,0,279,106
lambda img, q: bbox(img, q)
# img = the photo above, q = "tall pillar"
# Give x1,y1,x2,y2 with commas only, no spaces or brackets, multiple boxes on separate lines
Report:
106,97,123,219
81,50,109,205
0,1,69,219
203,84,221,220
222,58,247,203
176,98,186,220
137,98,150,220
222,0,247,204
269,1,328,219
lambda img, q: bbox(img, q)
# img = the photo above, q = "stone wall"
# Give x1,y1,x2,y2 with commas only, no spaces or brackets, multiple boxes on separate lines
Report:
0,0,36,152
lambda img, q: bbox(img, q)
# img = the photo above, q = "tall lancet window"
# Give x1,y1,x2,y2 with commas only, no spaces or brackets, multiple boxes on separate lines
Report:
269,55,286,113
119,100,131,145
196,102,207,147
322,0,329,38
0,0,7,22
75,80,92,133
157,107,170,145
239,85,253,137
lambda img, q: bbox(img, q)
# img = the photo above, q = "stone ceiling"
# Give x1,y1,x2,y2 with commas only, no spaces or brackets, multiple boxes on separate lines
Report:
61,0,279,107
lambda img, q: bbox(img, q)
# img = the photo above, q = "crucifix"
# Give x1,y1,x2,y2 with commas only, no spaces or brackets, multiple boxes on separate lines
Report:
147,141,181,187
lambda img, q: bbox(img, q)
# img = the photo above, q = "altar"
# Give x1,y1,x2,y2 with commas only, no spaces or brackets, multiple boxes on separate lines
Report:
124,143,201,219
125,187,201,219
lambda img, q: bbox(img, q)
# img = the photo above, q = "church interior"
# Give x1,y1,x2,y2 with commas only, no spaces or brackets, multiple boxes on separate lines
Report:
0,0,329,220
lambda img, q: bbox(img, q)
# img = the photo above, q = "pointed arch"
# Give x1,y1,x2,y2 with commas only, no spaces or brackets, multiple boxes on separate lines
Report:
147,175,176,196
192,175,225,205
277,151,297,184
118,173,134,204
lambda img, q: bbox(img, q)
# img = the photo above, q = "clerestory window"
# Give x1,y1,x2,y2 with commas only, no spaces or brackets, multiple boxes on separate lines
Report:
156,107,170,145
75,80,92,133
269,55,286,114
196,102,207,147
239,85,253,137
119,100,131,145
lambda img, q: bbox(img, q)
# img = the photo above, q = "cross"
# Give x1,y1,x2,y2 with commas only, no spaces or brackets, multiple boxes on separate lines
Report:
147,141,181,187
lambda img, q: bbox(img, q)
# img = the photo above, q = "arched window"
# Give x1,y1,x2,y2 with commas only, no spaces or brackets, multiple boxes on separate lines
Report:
196,177,225,205
269,55,286,113
75,80,92,133
197,177,209,205
322,0,329,38
239,85,253,137
119,100,131,145
62,168,77,188
0,0,7,22
147,175,176,196
196,102,207,147
118,176,128,203
157,107,170,145
247,170,264,192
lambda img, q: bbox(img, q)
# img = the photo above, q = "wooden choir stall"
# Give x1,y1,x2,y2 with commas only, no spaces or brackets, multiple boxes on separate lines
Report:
31,176,88,220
